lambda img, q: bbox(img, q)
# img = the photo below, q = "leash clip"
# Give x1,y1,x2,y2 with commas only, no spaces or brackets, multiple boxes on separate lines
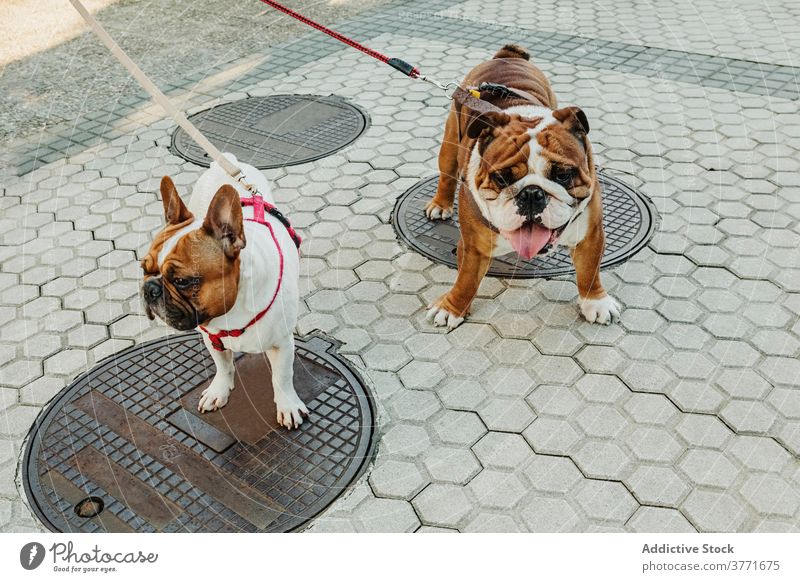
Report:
419,75,460,99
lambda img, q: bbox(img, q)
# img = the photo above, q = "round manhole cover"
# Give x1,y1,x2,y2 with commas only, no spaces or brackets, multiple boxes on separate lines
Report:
391,171,657,278
23,333,376,533
170,94,369,169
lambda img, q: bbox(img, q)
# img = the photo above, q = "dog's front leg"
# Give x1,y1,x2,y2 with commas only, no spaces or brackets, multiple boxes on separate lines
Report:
427,232,494,330
198,342,235,412
267,338,308,430
571,222,620,325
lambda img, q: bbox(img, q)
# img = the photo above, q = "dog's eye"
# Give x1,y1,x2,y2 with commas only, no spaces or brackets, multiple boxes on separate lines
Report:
172,277,192,289
552,167,576,188
490,168,514,188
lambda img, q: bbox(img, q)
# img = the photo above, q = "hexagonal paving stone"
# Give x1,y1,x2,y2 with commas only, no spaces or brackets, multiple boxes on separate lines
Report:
433,410,487,446
463,512,523,533
715,369,772,399
619,362,676,393
682,490,749,532
623,393,678,425
442,349,492,377
666,351,717,380
423,447,481,485
43,349,89,377
473,432,534,470
531,328,582,356
381,424,432,457
574,480,638,523
675,415,732,449
522,418,581,455
720,400,777,433
626,426,684,463
387,389,442,422
362,343,411,372
759,356,800,386
740,474,800,517
574,438,635,480
576,405,627,438
398,361,446,390
521,454,582,493
628,507,696,533
484,367,535,397
575,345,627,374
679,449,741,488
526,384,581,417
468,469,528,510
369,458,427,500
437,378,488,412
487,338,540,366
520,496,582,532
534,355,584,385
477,398,536,432
726,436,792,472
355,498,420,533
575,374,628,404
412,484,474,529
625,465,691,506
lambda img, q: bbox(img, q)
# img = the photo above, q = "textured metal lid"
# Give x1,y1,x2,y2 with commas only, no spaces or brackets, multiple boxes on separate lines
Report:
22,333,376,533
171,94,369,169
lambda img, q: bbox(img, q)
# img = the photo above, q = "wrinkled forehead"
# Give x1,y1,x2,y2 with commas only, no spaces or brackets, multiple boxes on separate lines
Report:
489,106,587,170
142,220,201,273
157,221,202,267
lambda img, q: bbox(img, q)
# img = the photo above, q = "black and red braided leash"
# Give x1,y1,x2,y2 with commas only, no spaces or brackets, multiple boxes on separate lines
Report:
257,0,465,90
258,0,421,79
257,1,536,112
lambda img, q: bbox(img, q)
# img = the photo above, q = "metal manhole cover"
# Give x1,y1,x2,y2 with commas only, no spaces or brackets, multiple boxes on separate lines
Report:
391,171,657,278
22,333,376,533
170,94,369,169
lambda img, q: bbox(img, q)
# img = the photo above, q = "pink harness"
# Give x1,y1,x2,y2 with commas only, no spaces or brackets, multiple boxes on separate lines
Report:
199,194,300,351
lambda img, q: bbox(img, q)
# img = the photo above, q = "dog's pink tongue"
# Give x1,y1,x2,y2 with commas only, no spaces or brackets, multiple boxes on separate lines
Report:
501,223,551,260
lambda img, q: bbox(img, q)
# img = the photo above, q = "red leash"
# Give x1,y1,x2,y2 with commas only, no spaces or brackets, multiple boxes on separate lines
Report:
258,0,454,90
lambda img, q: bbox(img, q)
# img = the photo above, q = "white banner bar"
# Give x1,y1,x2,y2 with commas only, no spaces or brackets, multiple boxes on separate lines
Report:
2,533,798,581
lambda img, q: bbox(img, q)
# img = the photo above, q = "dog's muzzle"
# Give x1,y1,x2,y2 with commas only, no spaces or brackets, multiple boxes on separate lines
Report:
143,278,163,302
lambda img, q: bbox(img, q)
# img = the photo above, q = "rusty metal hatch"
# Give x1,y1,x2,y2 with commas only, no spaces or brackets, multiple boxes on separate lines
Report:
22,333,376,532
391,171,657,279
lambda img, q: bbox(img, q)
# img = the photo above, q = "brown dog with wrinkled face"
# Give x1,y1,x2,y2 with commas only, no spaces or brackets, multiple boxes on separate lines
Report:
425,44,620,329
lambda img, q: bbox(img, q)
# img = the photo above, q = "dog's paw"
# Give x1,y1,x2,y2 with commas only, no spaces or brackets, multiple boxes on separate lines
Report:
275,393,309,430
198,379,233,413
579,294,621,325
426,300,465,330
425,199,454,221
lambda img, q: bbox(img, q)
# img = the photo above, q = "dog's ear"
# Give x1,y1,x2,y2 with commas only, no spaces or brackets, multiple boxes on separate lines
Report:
466,110,511,140
203,185,246,259
553,106,589,135
160,176,194,225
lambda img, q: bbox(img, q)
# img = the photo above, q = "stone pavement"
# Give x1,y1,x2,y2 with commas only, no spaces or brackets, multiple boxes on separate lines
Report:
2,0,800,532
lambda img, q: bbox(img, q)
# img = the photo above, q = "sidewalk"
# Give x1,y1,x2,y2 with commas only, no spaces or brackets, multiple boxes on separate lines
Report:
2,0,800,533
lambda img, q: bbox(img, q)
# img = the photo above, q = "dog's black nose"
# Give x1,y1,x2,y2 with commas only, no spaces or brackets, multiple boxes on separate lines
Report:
517,185,548,218
144,278,162,300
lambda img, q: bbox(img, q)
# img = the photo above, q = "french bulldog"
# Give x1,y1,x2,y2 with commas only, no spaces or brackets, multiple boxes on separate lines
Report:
425,44,620,329
141,154,308,429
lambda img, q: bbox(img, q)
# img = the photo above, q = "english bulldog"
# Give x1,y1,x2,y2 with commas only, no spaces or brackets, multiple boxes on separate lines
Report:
140,154,308,429
425,44,620,329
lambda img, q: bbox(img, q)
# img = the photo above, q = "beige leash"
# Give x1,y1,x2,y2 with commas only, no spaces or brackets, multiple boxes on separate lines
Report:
67,0,255,190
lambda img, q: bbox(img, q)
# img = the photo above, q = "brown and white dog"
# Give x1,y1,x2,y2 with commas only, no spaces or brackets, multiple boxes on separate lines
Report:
140,154,308,429
425,44,620,329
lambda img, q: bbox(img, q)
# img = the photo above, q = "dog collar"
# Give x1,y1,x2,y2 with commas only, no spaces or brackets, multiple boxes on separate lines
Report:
199,194,298,351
